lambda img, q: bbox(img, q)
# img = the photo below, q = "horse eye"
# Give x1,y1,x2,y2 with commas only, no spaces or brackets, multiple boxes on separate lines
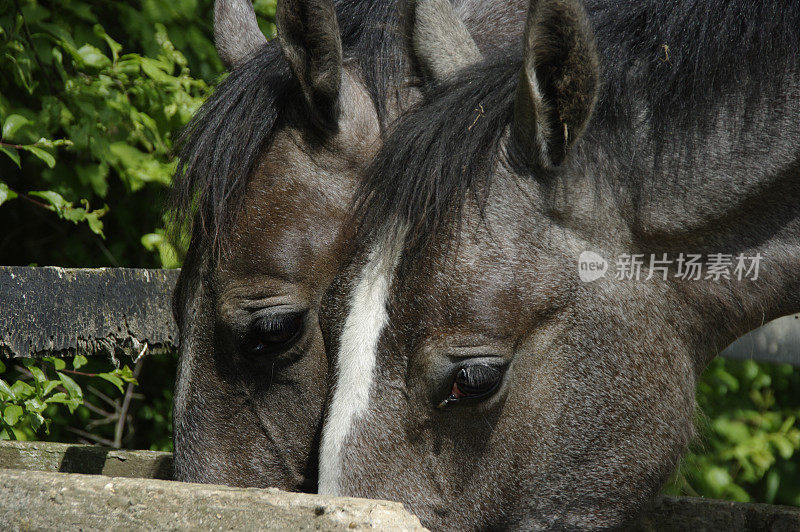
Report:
245,311,305,357
438,363,504,408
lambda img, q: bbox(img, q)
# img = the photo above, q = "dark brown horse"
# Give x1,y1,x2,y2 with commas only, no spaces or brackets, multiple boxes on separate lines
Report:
317,0,800,528
169,0,407,490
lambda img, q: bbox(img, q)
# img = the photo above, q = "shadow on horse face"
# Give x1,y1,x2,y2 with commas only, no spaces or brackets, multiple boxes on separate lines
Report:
170,0,388,490
318,0,800,528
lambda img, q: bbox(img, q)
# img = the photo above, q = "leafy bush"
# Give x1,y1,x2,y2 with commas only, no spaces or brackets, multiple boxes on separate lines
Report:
0,356,138,443
665,358,800,505
0,0,273,450
0,0,275,267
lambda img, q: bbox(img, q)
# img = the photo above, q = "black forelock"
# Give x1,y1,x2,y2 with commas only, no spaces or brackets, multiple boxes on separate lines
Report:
170,0,406,255
354,0,800,257
354,54,520,258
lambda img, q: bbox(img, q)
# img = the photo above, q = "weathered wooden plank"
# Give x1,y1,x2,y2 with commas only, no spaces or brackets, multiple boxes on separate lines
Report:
0,441,172,479
0,266,179,358
0,266,797,366
720,314,800,367
0,469,427,531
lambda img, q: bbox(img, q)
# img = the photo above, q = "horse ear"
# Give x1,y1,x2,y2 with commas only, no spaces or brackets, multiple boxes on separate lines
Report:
409,0,482,83
214,0,268,69
276,0,343,129
512,0,599,167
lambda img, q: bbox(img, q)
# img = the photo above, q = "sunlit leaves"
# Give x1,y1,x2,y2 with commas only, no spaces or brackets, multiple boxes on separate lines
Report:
141,230,180,269
0,0,217,264
97,365,138,394
0,181,18,205
28,191,108,237
2,113,33,141
0,357,143,440
3,405,23,426
665,359,800,505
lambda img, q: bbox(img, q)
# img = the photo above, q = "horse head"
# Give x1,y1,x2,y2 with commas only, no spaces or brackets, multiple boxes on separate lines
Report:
317,0,800,528
170,0,396,490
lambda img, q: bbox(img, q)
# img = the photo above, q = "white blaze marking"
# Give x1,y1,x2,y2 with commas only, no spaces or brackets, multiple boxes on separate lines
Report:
318,237,403,495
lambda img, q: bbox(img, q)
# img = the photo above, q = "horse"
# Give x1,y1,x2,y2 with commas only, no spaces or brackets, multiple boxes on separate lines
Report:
168,0,407,490
169,0,527,491
317,0,800,528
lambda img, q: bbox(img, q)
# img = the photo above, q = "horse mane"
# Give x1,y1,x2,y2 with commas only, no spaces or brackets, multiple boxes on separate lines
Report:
170,0,406,255
354,0,800,257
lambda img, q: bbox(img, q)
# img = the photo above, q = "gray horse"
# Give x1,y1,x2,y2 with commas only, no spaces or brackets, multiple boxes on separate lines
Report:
318,0,800,529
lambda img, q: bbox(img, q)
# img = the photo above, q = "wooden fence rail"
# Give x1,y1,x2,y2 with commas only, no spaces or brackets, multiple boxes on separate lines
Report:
0,267,178,359
1,266,798,365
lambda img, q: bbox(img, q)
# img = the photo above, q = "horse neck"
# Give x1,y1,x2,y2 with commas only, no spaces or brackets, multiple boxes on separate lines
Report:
579,70,800,351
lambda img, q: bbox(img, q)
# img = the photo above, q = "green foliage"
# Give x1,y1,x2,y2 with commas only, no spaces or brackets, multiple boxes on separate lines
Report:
0,0,275,267
665,358,800,506
0,356,136,439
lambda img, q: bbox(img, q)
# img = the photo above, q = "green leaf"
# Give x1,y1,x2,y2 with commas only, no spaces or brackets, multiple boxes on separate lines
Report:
44,357,66,371
24,396,47,413
98,372,124,393
83,204,108,237
0,379,14,400
772,435,796,460
140,57,173,83
0,360,5,373
57,371,83,401
27,412,45,432
42,379,60,396
3,405,23,426
44,392,68,404
28,365,47,384
0,147,21,169
76,44,111,69
116,365,138,385
93,24,122,61
20,145,56,168
29,190,68,211
73,355,88,370
1,114,33,141
10,380,34,400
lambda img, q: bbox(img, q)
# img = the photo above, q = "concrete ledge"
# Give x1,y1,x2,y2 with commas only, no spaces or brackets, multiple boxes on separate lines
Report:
1,442,799,530
0,469,426,531
0,441,172,479
636,495,800,531
1,468,798,532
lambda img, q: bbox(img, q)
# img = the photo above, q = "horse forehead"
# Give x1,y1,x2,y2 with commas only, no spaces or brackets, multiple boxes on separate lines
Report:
393,228,569,339
223,135,354,285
